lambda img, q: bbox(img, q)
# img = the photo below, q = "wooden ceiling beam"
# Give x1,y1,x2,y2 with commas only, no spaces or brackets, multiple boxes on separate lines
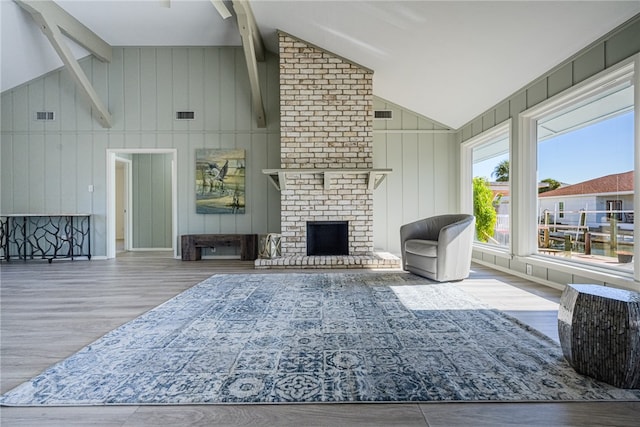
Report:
210,0,232,20
232,0,266,128
15,0,113,128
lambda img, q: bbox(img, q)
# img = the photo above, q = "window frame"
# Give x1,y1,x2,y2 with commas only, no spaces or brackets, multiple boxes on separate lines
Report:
461,119,512,254
517,54,639,283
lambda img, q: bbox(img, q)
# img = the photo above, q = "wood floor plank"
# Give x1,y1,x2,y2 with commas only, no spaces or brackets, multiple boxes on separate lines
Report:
420,402,640,427
1,254,636,426
124,404,428,427
0,406,138,427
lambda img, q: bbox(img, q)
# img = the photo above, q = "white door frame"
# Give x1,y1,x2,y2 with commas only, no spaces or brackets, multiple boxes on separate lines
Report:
106,148,178,259
115,157,132,251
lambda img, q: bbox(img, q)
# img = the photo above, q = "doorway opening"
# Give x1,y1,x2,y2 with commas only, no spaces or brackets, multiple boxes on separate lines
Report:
107,149,178,259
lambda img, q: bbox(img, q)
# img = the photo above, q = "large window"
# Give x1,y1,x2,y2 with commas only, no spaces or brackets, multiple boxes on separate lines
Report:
536,82,634,272
462,121,510,249
519,55,638,283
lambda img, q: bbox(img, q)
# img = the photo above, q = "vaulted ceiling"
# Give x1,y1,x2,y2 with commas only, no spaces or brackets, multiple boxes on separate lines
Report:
2,0,639,129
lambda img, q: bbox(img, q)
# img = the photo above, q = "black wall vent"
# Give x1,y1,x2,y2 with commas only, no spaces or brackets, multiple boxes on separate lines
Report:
175,111,195,120
35,111,55,121
374,110,393,120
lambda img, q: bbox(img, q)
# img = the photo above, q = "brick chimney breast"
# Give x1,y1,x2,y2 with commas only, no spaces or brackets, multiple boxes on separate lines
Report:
278,32,375,256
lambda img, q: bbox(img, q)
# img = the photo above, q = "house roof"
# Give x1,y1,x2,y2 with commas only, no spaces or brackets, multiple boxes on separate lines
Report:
2,1,640,129
539,171,634,198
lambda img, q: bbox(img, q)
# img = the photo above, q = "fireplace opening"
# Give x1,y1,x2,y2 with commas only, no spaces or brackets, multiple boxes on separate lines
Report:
307,221,348,256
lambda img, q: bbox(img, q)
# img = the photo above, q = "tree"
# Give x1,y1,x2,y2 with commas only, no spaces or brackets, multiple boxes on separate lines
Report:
538,178,562,194
492,160,509,182
473,177,497,243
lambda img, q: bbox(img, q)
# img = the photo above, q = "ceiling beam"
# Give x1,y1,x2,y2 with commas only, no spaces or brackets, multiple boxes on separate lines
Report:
211,0,232,20
15,0,111,62
15,0,113,128
232,0,266,128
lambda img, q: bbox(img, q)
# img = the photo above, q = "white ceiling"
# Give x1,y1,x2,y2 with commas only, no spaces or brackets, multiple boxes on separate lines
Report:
2,0,639,129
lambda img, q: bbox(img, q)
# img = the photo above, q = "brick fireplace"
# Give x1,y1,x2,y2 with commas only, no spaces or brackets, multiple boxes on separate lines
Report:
255,33,399,269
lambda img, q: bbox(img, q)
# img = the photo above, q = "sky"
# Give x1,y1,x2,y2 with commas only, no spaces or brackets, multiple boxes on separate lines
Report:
473,111,635,185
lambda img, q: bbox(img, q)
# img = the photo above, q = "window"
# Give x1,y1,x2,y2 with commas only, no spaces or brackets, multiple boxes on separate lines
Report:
606,200,623,221
519,55,637,281
461,121,510,250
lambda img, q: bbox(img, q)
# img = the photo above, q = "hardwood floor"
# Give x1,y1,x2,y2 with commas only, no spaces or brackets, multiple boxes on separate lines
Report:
1,253,639,426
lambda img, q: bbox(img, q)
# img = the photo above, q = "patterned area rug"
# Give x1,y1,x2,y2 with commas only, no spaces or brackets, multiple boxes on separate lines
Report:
2,272,639,405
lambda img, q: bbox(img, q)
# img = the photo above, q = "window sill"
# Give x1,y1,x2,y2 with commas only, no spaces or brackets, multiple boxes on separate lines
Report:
515,254,638,292
472,243,512,259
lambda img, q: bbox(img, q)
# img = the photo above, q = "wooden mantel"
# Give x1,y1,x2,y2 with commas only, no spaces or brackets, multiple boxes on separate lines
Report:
262,168,392,191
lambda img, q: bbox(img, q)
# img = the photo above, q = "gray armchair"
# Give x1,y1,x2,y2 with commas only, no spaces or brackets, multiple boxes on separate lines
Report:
400,214,475,282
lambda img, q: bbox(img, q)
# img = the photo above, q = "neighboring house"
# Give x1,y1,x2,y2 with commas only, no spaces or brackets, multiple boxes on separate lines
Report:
538,171,634,229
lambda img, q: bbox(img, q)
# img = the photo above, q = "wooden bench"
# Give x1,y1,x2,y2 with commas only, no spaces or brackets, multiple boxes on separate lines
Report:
181,234,258,261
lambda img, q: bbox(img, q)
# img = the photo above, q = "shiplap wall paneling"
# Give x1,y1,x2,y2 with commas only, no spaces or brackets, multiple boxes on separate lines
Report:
439,134,457,209
234,48,253,131
172,49,189,133
92,53,109,133
372,97,458,256
250,133,269,234
43,73,60,133
606,19,640,66
204,49,221,131
108,49,125,132
28,79,44,133
495,101,510,125
188,133,207,234
417,134,436,219
1,47,281,256
266,132,281,233
372,120,388,252
220,49,237,132
28,134,45,211
12,86,28,131
156,154,172,248
0,135,13,209
157,48,173,132
76,137,93,214
382,133,404,255
191,48,207,131
124,49,141,131
59,65,77,132
527,79,548,109
43,133,61,212
140,49,157,131
401,133,420,221
11,135,28,211
573,43,605,84
1,92,12,131
548,63,573,98
132,153,172,249
175,134,191,239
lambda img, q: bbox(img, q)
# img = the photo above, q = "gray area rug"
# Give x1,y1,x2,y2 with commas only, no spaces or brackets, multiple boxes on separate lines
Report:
2,272,639,405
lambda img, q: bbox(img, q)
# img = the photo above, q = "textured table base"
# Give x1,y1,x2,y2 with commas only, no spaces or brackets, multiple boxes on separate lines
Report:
558,284,640,389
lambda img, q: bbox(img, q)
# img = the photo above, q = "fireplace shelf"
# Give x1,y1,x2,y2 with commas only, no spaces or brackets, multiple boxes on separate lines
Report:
262,168,392,191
